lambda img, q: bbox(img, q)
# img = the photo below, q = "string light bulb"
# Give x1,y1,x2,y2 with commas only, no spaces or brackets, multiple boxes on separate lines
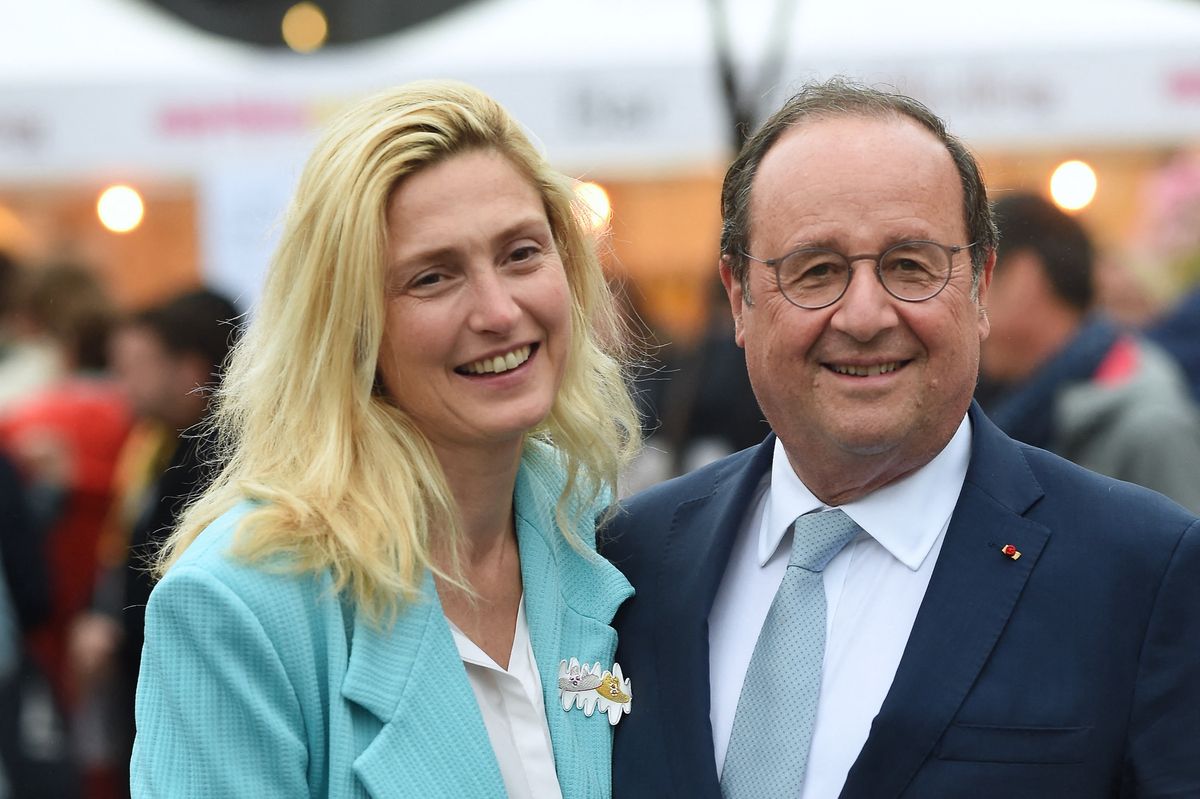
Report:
574,181,612,231
1050,160,1098,212
97,185,145,233
282,2,328,53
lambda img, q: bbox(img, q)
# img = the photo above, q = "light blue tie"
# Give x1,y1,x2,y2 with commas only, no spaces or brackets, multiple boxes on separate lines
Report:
720,508,862,799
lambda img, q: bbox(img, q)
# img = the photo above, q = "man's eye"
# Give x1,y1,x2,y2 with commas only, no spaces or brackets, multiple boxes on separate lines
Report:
802,262,838,278
788,259,845,284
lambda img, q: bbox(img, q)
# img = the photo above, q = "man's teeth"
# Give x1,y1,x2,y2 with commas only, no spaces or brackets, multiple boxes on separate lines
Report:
461,345,532,375
831,362,901,377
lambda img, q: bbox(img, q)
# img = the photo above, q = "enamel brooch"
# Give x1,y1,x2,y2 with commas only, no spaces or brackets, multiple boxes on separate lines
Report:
557,658,631,725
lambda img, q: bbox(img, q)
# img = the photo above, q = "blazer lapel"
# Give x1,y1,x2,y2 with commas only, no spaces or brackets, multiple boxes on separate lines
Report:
514,458,634,799
343,575,505,799
841,406,1051,799
653,438,776,799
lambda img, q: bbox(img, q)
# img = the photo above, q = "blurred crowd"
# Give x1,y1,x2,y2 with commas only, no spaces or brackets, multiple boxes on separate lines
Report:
2,154,1200,797
0,249,239,799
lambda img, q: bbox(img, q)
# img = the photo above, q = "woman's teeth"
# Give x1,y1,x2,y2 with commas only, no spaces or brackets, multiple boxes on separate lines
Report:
460,345,532,375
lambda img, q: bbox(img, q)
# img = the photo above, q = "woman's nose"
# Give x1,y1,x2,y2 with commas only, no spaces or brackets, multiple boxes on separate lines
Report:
467,271,521,334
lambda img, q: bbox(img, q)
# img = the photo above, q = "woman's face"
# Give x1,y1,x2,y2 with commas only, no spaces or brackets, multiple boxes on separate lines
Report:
378,149,572,461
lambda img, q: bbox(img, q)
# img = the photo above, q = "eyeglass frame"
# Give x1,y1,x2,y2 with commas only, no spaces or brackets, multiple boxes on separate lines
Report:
741,239,977,310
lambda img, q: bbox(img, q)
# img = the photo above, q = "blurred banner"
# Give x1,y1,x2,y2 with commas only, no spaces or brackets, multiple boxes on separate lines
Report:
3,0,1200,179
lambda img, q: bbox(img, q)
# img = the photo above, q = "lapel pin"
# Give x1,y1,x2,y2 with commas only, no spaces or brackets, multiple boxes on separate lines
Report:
558,657,632,726
1000,544,1022,560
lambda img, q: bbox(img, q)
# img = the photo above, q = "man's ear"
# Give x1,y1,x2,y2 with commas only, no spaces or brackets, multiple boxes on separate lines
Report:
719,256,746,348
976,247,996,341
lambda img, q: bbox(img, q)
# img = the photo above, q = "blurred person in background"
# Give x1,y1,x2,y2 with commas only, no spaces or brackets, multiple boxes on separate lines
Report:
0,251,62,413
132,81,640,798
0,546,16,799
0,452,25,799
1147,289,1200,402
1142,151,1200,403
70,289,239,799
0,445,50,636
980,193,1200,512
0,262,131,714
626,279,768,494
0,447,77,798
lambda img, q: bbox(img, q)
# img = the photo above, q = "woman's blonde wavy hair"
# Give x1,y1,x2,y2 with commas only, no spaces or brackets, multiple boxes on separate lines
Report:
156,80,641,623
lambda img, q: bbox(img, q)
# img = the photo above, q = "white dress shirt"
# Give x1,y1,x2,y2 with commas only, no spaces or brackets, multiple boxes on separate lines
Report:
449,597,564,799
709,414,972,798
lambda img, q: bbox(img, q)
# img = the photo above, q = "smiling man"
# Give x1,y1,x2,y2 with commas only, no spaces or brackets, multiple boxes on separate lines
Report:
604,80,1200,799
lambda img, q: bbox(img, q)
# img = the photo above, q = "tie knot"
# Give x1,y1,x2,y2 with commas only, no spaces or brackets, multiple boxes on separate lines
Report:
788,508,860,572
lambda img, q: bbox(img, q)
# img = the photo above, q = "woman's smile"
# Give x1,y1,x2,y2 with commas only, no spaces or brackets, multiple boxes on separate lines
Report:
456,343,536,376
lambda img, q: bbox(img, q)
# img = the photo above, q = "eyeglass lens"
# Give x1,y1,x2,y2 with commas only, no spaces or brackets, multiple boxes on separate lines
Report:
776,241,953,308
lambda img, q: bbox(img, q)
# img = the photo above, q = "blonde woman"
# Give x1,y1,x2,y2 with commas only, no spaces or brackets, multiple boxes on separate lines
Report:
130,81,640,799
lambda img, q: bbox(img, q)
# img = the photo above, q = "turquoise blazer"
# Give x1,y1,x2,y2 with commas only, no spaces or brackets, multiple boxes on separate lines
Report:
131,442,633,798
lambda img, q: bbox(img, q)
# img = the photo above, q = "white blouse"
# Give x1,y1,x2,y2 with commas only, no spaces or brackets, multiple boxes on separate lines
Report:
448,597,564,799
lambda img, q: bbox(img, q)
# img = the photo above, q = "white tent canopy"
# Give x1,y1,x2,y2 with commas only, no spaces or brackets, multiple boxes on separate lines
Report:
3,0,1200,180
4,0,1198,306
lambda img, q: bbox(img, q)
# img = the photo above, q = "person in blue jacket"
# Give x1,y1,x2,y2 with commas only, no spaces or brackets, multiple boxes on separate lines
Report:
131,81,640,799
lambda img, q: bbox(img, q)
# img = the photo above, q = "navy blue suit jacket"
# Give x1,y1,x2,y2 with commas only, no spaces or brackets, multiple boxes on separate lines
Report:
603,404,1200,798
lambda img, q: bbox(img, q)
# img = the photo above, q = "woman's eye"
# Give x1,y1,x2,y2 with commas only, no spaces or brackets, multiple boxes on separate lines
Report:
408,270,449,291
509,245,543,265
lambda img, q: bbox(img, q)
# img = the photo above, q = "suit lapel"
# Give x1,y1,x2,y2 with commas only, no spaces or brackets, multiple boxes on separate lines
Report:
343,574,505,799
341,443,633,799
515,448,634,799
841,406,1051,799
653,439,776,799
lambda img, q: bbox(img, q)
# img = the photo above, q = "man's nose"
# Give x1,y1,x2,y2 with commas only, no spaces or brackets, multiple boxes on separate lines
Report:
828,261,899,342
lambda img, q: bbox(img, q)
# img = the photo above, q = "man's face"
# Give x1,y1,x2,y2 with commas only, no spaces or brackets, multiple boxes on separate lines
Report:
111,325,177,421
979,249,1053,384
721,115,994,500
110,324,202,427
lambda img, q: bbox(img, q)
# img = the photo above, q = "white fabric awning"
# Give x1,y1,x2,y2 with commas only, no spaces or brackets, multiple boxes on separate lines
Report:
2,0,1200,179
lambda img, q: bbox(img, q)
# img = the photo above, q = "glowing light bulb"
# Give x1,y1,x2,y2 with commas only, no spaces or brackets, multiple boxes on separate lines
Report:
97,185,144,233
1050,160,1097,212
282,2,328,53
574,181,612,231
0,204,24,247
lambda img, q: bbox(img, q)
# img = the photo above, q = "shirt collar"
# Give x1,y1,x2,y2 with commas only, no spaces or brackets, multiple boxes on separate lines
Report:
449,595,529,671
759,414,972,571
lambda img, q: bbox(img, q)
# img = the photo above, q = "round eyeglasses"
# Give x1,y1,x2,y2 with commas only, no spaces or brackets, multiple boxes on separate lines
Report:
742,240,976,310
